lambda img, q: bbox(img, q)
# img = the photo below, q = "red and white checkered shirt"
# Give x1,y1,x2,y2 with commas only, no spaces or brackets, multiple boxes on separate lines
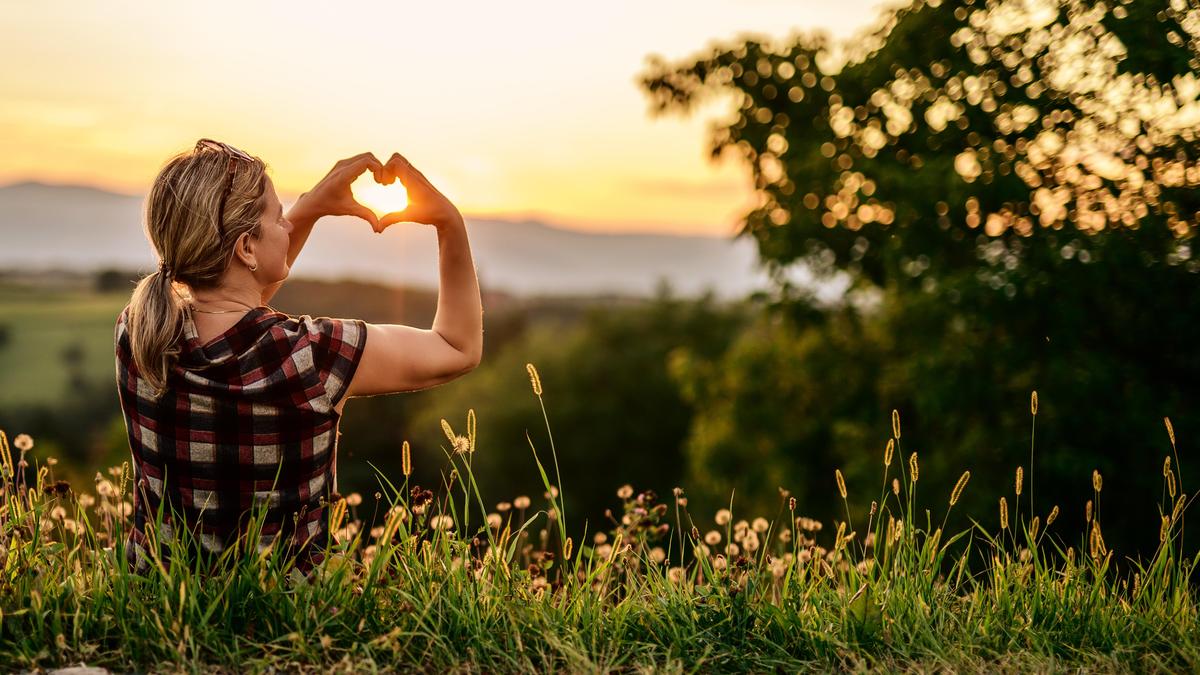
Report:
114,304,367,578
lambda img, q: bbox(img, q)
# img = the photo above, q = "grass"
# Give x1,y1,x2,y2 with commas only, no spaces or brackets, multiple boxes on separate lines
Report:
0,366,1197,673
0,286,129,407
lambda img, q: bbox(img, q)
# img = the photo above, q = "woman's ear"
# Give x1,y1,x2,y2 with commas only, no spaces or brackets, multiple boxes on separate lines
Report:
235,231,257,270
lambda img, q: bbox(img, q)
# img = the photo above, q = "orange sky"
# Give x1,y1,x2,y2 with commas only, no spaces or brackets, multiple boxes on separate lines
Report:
0,1,898,235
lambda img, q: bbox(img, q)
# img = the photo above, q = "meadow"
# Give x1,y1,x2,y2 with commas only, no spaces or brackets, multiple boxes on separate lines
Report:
0,365,1196,674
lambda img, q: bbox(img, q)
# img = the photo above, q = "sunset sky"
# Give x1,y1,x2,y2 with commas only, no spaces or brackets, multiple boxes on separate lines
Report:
1,1,898,236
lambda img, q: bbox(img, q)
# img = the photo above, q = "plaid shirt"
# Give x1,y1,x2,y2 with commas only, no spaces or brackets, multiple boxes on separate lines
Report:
114,304,367,578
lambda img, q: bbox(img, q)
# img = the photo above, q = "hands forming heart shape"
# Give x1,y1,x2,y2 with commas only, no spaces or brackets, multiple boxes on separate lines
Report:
298,152,463,233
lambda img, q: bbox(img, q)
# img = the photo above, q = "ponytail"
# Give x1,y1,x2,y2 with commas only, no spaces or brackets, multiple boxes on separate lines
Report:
127,267,186,399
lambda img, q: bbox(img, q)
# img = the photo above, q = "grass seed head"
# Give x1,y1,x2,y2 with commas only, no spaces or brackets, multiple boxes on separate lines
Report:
525,363,543,396
1092,469,1103,493
1163,455,1171,477
1160,515,1171,542
1168,468,1177,499
884,438,894,467
788,496,796,511
950,471,971,506
835,469,847,499
1015,466,1024,497
1047,504,1059,525
1085,499,1093,523
1172,494,1186,523
892,410,901,439
909,453,919,482
1030,515,1040,540
440,419,456,445
999,497,1009,530
1165,416,1176,450
1031,390,1038,416
402,440,412,477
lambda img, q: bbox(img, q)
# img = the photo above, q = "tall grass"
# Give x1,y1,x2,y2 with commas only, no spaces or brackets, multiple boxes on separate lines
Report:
0,372,1197,672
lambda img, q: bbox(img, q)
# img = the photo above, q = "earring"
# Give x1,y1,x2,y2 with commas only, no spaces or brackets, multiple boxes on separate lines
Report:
249,263,258,272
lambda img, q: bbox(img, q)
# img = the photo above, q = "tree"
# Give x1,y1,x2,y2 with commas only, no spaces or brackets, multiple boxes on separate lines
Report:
639,0,1200,553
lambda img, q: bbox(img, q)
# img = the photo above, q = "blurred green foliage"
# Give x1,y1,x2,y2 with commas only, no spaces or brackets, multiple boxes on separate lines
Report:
638,0,1200,551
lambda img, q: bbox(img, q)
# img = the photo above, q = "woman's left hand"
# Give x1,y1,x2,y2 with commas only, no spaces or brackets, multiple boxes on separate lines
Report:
291,153,387,229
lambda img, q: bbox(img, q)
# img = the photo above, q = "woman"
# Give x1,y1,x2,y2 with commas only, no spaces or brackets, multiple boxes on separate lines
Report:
114,138,483,579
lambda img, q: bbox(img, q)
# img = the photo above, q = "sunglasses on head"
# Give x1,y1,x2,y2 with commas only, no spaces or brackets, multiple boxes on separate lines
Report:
195,138,255,239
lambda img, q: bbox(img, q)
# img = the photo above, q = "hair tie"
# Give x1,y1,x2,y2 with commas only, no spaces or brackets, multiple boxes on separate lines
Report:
158,260,173,280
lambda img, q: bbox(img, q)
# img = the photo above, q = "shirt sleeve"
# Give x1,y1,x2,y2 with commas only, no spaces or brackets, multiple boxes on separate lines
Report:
299,316,368,412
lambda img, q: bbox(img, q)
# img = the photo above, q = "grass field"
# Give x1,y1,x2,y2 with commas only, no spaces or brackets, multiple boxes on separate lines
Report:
0,285,129,408
0,371,1196,673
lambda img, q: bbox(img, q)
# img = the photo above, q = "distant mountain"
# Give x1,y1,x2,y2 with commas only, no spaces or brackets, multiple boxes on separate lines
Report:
0,181,818,299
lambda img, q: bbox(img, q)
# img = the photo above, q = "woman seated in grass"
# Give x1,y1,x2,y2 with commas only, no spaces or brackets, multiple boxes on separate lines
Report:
114,139,483,579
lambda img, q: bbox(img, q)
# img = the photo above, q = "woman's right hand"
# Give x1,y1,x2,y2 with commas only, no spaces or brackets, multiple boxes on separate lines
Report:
375,153,463,232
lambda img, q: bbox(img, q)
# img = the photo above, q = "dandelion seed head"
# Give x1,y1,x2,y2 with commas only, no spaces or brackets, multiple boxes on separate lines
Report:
751,517,770,533
514,496,531,510
743,531,760,552
715,508,731,526
725,543,740,556
346,492,363,507
650,547,666,564
617,484,634,500
593,532,607,545
486,513,502,529
13,434,32,452
496,501,511,512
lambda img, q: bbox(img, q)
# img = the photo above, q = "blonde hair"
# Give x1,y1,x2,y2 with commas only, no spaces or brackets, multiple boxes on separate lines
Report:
127,140,270,398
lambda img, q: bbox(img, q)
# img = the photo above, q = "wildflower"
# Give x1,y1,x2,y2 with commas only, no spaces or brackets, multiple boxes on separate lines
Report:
402,440,412,477
835,469,847,499
78,494,95,508
346,493,363,507
593,532,607,545
771,558,788,579
410,486,433,508
530,576,549,594
788,496,796,511
667,567,686,584
1092,470,1102,492
430,514,454,531
999,497,1008,530
595,544,613,559
796,548,812,564
96,480,116,498
884,438,894,467
713,555,728,571
1165,417,1175,449
751,517,769,533
715,508,731,525
544,485,559,499
725,543,740,556
1015,466,1023,497
778,529,792,543
1047,504,1059,526
690,526,700,541
909,452,919,482
526,363,543,395
650,547,666,564
46,457,57,466
892,409,901,439
617,484,634,500
486,513,502,529
1030,390,1038,416
742,531,760,553
13,434,33,452
950,471,970,506
514,495,531,510
869,501,877,518
704,530,721,546
370,526,385,539
452,435,472,455
49,505,67,520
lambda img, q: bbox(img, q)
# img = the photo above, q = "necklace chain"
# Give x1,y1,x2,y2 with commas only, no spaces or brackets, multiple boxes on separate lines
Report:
189,299,270,314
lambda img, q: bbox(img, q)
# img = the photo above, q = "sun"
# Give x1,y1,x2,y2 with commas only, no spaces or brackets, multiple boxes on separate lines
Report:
351,173,409,218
